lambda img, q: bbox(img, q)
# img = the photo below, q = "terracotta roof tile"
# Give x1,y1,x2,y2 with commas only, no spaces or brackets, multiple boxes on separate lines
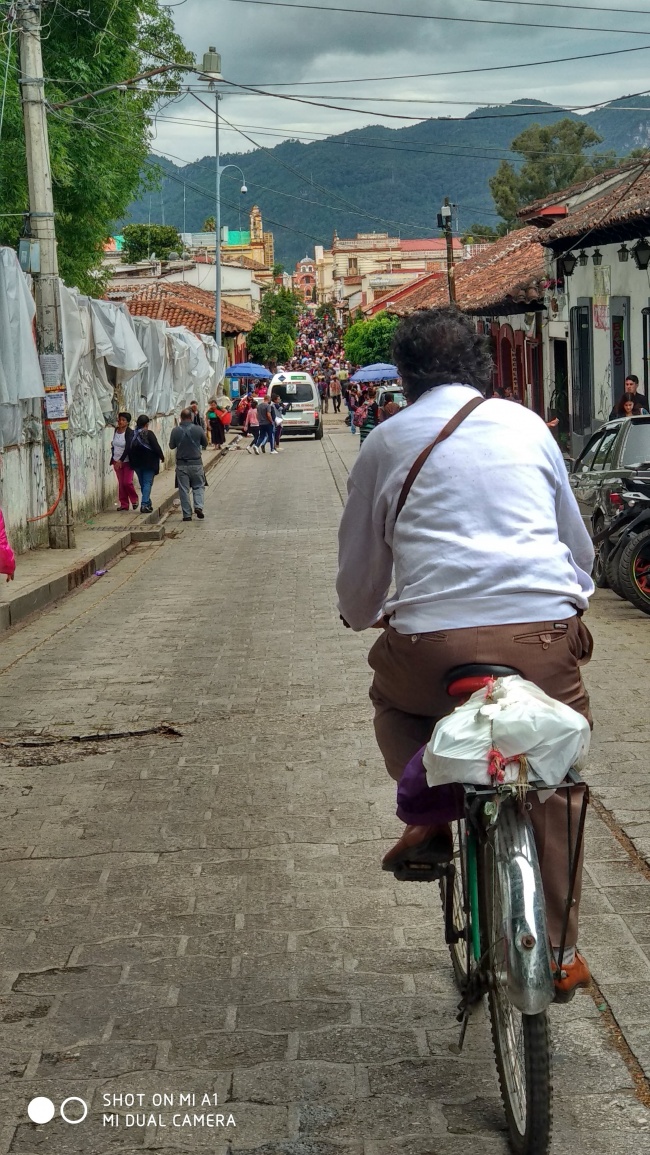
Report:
518,159,641,219
532,164,650,245
106,282,256,335
390,228,545,316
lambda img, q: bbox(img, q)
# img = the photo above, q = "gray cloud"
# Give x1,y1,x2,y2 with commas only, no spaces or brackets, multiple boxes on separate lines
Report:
151,0,650,162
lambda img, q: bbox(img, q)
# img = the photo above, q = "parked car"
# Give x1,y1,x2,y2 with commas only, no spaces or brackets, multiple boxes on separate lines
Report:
570,415,650,593
267,372,323,439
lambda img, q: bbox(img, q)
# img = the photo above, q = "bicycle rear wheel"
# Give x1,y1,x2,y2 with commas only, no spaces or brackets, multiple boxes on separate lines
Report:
480,825,552,1155
439,819,470,992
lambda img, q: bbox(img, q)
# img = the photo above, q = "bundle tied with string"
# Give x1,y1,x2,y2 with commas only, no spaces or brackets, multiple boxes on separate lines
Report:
422,676,590,792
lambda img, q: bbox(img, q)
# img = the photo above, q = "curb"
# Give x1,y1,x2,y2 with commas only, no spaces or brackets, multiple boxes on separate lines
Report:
0,441,237,636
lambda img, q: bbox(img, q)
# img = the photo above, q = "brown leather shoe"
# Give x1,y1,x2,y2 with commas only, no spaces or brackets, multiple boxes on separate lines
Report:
382,824,453,882
553,950,591,1003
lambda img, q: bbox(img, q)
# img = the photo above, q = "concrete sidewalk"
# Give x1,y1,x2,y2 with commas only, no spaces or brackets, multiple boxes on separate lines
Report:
1,437,243,634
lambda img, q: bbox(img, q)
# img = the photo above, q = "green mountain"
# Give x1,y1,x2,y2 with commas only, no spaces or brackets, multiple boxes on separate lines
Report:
125,97,650,269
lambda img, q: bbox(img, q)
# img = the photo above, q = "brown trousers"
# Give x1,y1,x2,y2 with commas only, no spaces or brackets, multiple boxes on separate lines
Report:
369,616,593,945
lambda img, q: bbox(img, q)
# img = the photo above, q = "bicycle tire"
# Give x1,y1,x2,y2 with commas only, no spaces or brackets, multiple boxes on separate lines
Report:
439,819,470,992
479,824,552,1155
618,527,650,616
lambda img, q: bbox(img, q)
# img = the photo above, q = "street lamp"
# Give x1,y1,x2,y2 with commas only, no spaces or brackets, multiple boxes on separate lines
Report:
632,238,650,270
561,252,578,276
201,47,248,349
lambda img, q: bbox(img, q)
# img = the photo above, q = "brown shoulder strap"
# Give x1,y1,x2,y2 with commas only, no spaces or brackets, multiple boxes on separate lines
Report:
395,395,487,523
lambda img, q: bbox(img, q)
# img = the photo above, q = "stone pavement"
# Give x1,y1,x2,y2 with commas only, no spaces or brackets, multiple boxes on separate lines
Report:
0,417,648,1153
0,439,241,634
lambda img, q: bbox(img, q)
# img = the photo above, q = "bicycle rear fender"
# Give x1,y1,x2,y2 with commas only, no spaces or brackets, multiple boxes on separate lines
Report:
491,803,555,1015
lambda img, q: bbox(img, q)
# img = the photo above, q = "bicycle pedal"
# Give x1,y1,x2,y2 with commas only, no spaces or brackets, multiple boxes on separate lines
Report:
389,863,447,882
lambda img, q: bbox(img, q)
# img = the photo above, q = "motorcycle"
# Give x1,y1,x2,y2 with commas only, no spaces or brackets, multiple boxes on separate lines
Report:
593,491,650,614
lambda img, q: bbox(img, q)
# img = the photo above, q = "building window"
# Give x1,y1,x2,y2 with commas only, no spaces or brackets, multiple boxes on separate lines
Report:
348,257,358,274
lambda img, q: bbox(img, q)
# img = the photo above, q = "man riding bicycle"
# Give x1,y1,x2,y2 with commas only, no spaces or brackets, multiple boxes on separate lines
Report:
336,308,595,1000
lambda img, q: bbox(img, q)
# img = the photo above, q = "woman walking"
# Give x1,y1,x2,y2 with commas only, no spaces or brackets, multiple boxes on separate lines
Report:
128,415,165,513
207,400,226,447
110,411,138,510
244,399,260,454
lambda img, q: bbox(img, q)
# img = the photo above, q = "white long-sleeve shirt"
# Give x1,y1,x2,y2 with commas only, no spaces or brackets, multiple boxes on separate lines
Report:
337,384,594,633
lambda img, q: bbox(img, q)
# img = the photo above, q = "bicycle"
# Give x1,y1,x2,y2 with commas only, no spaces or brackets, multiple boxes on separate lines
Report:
438,662,589,1155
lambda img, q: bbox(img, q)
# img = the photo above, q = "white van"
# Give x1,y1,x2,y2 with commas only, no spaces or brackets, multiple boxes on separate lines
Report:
267,371,323,440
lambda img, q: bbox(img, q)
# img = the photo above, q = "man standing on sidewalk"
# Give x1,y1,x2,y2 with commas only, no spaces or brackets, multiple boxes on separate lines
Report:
169,408,208,521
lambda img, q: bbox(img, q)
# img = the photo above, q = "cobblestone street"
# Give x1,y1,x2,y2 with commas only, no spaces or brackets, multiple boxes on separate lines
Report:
0,418,649,1154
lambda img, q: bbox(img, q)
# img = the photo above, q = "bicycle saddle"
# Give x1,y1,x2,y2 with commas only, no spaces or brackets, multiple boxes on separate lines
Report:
446,663,522,696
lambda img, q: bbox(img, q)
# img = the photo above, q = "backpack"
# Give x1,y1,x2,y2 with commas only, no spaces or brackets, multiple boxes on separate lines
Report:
353,402,368,428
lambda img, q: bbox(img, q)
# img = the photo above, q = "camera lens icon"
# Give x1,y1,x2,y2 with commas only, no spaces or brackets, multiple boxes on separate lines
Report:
27,1098,55,1125
28,1096,88,1125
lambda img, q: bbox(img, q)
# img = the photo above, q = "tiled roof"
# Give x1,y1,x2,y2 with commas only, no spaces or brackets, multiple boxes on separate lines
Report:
222,254,268,271
533,164,650,244
389,227,545,316
111,282,256,335
519,159,641,219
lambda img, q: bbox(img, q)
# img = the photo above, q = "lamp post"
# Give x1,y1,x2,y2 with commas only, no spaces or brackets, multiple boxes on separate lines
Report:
201,48,247,348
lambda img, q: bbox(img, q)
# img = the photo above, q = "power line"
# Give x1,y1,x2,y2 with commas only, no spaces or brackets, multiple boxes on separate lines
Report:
203,95,437,232
152,112,637,165
225,0,650,38
46,103,329,245
221,77,650,124
222,93,650,109
0,12,14,143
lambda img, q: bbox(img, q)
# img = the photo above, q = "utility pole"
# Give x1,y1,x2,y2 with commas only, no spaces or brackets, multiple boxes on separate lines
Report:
438,197,456,305
214,88,222,349
200,49,248,352
17,0,74,547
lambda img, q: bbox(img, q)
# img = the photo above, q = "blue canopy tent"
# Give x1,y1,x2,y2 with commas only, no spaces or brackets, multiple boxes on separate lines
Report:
224,362,272,379
224,362,272,400
350,363,399,384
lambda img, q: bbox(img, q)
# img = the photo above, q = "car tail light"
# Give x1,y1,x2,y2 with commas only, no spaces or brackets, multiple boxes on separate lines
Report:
314,411,319,420
610,493,624,508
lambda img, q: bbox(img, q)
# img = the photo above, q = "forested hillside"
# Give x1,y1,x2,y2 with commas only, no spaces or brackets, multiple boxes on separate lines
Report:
125,97,650,268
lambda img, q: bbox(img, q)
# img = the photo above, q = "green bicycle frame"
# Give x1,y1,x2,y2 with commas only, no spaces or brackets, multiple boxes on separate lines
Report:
467,830,481,963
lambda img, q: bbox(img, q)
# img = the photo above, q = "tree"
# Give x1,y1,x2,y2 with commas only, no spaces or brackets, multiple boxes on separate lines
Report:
490,118,616,229
0,2,192,293
272,261,285,278
122,224,182,262
343,313,400,366
203,216,216,232
461,222,507,244
246,286,301,365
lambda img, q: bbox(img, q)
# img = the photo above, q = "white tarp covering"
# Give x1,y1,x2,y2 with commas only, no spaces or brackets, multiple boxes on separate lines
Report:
60,287,114,436
0,248,218,446
200,336,227,394
0,248,44,448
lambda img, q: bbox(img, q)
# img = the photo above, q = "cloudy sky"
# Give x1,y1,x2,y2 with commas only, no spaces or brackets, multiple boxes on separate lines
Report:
150,0,650,164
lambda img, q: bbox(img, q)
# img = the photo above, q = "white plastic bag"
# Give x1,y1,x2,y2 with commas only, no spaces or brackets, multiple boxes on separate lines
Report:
423,676,590,789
